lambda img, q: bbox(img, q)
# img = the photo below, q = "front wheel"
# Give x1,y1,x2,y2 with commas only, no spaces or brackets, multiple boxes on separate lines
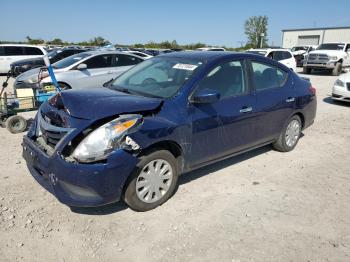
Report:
303,67,311,74
273,115,302,152
124,150,179,211
332,62,342,76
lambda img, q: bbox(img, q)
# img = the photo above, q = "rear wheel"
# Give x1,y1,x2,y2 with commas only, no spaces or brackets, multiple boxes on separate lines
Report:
332,62,342,76
124,150,179,211
6,115,27,134
273,115,302,152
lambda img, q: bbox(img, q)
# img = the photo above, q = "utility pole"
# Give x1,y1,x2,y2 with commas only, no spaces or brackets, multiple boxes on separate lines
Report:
260,33,265,48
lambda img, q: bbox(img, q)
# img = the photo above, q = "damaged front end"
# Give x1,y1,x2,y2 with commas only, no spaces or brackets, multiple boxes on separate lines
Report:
22,92,160,206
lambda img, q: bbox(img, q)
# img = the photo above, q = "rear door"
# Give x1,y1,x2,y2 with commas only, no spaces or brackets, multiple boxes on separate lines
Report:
111,54,143,77
66,54,115,88
249,60,295,144
188,59,258,166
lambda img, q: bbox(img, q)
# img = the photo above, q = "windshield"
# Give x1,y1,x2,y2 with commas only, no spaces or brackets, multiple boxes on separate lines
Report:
317,44,344,51
110,57,203,98
246,50,267,56
52,52,91,69
291,46,308,52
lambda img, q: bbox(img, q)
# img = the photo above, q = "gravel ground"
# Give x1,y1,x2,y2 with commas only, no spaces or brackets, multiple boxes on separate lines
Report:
0,69,350,262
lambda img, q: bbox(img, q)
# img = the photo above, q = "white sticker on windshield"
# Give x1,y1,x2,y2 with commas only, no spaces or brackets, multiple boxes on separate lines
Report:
173,63,198,71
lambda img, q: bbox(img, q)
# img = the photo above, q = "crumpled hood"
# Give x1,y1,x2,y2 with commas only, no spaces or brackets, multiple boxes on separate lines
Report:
292,50,306,56
57,88,163,120
308,50,345,57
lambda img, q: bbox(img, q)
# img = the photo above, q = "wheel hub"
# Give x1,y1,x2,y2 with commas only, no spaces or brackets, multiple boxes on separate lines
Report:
136,159,173,204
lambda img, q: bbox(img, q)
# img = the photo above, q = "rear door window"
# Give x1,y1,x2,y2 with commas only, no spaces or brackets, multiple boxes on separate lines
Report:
0,47,4,56
84,54,114,69
4,46,24,56
23,47,44,55
251,61,288,91
115,54,143,66
282,51,292,59
272,51,284,61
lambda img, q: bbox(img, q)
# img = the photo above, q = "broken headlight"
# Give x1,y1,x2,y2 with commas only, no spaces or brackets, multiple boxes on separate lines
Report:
72,114,142,163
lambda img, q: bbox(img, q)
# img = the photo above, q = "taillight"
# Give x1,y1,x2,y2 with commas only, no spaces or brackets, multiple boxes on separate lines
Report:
309,86,316,95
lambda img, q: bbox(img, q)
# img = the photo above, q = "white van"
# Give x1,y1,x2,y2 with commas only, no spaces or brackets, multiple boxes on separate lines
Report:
0,44,46,74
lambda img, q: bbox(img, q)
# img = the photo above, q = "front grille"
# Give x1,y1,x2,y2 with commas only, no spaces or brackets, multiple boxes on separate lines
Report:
36,112,72,150
40,125,67,148
307,53,329,62
347,83,350,91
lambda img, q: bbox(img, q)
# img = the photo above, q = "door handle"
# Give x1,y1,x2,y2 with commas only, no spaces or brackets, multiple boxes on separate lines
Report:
239,106,253,113
286,97,295,103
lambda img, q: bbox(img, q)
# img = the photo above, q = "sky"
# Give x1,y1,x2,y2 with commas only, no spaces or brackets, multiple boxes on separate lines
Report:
1,0,350,47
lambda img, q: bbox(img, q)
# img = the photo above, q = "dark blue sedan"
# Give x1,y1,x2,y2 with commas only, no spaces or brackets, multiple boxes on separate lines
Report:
22,51,317,211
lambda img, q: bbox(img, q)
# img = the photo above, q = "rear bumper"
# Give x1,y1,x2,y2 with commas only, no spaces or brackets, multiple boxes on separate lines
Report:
22,135,138,207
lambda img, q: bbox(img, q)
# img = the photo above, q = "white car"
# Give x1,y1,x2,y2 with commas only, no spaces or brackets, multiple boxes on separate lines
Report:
332,72,350,102
14,51,144,90
0,44,46,74
125,51,153,59
247,48,296,71
195,47,226,51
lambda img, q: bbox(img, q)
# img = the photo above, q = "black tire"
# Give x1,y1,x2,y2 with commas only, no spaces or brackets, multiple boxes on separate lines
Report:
273,115,302,152
332,62,342,76
6,115,27,134
124,150,179,212
303,67,311,74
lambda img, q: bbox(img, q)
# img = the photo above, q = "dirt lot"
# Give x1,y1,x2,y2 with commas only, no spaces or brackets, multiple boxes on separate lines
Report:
0,69,350,262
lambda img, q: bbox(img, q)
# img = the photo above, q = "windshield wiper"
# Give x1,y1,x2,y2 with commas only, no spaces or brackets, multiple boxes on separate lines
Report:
110,86,134,95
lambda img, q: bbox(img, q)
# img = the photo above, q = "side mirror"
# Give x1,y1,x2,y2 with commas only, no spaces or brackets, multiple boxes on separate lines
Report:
76,63,87,70
190,88,220,104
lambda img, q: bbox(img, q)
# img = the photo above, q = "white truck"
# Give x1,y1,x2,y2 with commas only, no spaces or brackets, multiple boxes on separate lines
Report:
303,43,350,76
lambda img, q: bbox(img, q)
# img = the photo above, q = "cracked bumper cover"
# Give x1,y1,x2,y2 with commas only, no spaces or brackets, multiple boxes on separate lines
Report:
22,135,138,207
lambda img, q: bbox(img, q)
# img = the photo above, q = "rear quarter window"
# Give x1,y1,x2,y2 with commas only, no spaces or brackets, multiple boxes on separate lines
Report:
23,47,44,55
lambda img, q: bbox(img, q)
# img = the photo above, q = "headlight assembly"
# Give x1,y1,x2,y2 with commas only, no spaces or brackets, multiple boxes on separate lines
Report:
330,56,338,61
72,114,142,163
335,79,345,87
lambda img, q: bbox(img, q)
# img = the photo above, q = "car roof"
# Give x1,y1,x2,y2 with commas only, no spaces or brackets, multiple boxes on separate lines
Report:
0,44,46,49
159,51,235,62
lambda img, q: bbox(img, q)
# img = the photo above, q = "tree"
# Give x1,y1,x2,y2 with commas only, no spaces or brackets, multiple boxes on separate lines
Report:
26,36,45,45
48,38,63,45
89,36,110,46
244,16,268,48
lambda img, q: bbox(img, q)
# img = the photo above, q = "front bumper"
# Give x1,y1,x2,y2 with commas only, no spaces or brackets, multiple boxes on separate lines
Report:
22,135,138,207
304,61,337,69
332,84,350,102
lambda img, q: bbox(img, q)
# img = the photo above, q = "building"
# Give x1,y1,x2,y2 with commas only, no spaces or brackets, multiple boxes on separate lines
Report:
281,26,350,48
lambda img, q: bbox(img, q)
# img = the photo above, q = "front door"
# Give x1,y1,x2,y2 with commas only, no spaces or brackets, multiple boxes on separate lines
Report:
188,59,258,167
